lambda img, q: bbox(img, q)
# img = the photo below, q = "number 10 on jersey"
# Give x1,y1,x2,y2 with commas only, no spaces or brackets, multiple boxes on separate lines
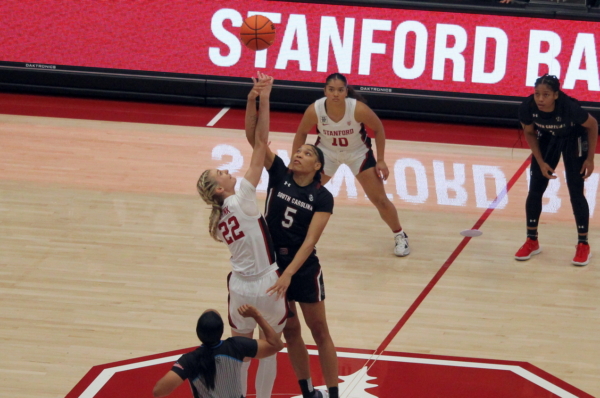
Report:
331,137,348,147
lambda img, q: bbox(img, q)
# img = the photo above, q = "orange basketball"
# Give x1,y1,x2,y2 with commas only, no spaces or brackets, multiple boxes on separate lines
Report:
240,15,276,51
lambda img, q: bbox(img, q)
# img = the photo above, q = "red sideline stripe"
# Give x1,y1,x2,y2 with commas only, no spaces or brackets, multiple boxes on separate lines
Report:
371,154,533,359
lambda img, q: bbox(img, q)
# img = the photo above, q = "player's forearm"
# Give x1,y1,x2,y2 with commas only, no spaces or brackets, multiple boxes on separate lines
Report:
373,129,386,161
524,132,544,164
245,97,258,147
292,132,308,157
586,123,598,162
282,243,316,278
254,314,283,349
153,372,183,398
254,94,270,146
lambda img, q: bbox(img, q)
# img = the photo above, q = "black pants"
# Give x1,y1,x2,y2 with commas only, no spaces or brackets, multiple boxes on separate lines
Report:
526,130,589,234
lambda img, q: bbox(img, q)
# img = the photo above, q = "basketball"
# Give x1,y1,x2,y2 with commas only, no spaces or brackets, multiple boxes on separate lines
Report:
240,15,276,51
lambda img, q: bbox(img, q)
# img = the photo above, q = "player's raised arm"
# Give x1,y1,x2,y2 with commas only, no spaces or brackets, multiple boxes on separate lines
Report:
244,72,276,174
244,72,274,187
292,104,318,159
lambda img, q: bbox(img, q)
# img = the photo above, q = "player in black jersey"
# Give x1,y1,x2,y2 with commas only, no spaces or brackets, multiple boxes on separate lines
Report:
245,81,338,398
152,305,283,398
515,74,598,266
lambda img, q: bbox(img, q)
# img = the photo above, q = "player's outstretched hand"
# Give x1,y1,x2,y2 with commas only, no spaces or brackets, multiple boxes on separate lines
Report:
248,74,269,100
238,304,261,319
376,160,390,180
539,162,557,179
256,71,274,97
266,273,291,300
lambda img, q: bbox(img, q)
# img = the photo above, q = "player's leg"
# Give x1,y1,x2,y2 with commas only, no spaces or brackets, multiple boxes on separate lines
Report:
228,273,257,395
280,252,329,398
293,258,337,398
255,327,282,398
516,135,559,260
231,326,254,394
283,301,316,397
254,271,287,398
318,146,341,186
354,152,408,256
356,166,401,230
299,300,338,398
564,135,591,266
516,157,548,260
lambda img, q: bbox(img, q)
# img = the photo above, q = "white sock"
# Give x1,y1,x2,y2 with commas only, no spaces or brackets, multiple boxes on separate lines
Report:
240,360,251,396
256,354,277,398
394,229,405,238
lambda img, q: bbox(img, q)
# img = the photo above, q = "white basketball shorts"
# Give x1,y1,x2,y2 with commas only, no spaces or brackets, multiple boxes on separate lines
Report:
227,268,288,334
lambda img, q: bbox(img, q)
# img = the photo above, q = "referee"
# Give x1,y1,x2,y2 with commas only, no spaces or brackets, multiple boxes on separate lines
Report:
153,305,284,397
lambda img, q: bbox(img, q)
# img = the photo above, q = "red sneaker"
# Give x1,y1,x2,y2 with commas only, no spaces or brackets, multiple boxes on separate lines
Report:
572,243,591,266
515,238,541,260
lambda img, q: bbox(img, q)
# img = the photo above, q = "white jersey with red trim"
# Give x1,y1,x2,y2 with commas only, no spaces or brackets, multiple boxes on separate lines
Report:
217,178,277,277
314,97,370,155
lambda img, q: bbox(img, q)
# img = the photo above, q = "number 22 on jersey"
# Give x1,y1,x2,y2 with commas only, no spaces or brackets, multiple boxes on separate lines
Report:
219,216,245,244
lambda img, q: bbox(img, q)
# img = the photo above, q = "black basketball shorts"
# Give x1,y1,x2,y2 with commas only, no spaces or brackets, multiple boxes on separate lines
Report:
276,248,325,303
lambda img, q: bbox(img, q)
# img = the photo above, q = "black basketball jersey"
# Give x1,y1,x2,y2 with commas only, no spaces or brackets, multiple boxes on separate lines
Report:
519,94,588,137
265,156,334,249
171,337,257,398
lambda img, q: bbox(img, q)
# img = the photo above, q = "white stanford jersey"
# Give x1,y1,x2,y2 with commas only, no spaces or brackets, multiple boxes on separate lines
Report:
314,97,371,155
217,178,276,277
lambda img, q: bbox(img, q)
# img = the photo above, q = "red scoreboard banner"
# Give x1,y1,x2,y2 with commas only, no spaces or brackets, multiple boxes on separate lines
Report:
1,0,599,101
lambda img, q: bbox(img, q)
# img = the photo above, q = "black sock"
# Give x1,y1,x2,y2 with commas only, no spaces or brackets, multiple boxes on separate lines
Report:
527,229,538,241
328,386,339,398
299,379,313,398
578,235,588,244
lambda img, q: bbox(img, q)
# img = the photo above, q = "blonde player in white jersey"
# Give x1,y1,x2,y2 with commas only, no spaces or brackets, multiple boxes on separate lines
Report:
196,72,287,398
293,72,410,257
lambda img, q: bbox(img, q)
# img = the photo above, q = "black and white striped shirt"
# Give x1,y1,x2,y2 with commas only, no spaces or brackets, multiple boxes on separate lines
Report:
171,337,258,398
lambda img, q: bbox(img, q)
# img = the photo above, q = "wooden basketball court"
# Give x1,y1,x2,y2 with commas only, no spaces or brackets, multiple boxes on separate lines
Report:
0,93,598,397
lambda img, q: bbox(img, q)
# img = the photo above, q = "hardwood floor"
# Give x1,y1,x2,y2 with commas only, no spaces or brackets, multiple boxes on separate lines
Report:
1,114,598,397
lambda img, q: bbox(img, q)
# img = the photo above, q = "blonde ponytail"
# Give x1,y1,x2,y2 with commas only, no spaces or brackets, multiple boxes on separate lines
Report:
197,170,223,242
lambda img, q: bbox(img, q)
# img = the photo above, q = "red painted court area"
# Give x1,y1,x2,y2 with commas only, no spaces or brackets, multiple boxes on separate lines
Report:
2,92,593,398
66,347,588,398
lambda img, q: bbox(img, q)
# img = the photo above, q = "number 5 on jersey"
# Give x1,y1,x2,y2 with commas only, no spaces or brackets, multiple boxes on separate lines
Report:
282,207,297,228
219,216,245,244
